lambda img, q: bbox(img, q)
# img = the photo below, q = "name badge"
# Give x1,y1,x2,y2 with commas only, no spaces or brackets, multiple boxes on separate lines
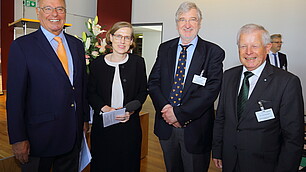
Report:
255,109,275,122
192,70,206,86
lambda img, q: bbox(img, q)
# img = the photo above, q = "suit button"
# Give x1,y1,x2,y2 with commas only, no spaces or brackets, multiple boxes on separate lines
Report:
71,104,75,107
123,79,127,82
237,129,240,132
121,65,125,69
72,87,75,90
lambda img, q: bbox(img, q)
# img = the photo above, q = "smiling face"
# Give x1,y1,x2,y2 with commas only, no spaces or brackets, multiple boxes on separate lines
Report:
110,27,133,55
238,30,272,71
36,0,66,35
176,8,201,44
270,37,282,53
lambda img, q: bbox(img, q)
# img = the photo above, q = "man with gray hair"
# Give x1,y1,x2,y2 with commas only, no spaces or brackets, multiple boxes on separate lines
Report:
267,34,288,70
149,1,225,171
212,24,304,172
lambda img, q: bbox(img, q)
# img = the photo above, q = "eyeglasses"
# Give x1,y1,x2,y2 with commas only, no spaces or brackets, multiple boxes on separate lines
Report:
178,17,198,24
112,34,132,42
271,41,283,44
38,6,66,14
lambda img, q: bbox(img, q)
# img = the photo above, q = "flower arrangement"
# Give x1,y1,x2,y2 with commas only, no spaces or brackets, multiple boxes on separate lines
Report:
81,16,108,65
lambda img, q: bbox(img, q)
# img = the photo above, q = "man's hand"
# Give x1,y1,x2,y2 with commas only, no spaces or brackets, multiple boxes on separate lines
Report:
12,140,30,164
161,104,181,127
213,158,223,169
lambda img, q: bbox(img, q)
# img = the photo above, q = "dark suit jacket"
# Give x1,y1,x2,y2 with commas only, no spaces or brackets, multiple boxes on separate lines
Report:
266,52,287,71
7,28,90,157
148,36,225,154
212,63,304,172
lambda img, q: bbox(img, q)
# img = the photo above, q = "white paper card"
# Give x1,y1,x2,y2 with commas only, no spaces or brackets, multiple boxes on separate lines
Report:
102,108,126,127
192,75,207,86
79,132,92,172
255,108,275,122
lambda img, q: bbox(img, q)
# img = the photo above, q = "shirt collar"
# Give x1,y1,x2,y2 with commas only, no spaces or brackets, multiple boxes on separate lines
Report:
40,26,65,42
178,36,198,47
242,61,266,78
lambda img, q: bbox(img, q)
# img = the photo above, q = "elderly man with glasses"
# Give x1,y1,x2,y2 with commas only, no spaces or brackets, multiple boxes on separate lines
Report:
6,0,90,171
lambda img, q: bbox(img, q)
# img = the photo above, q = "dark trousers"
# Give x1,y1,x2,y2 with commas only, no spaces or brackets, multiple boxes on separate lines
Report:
160,128,210,172
20,145,79,172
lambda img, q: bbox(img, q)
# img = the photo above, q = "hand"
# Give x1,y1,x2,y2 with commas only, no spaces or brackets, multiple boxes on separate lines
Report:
116,112,131,123
161,104,179,125
213,158,223,169
12,140,30,164
101,105,116,113
83,122,90,133
172,121,182,128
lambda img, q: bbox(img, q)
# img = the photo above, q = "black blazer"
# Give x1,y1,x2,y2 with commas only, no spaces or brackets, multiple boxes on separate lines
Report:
266,52,287,71
88,54,148,117
212,63,304,172
7,28,90,157
148,36,225,154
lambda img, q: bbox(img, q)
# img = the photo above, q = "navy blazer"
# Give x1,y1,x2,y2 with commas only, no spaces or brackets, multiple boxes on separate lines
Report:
266,52,287,71
148,36,225,154
7,28,90,157
213,63,304,172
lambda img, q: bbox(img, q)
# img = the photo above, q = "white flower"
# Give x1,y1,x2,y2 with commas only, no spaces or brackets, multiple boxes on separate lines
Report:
92,24,104,36
85,37,91,50
85,58,90,65
91,51,99,57
99,38,107,53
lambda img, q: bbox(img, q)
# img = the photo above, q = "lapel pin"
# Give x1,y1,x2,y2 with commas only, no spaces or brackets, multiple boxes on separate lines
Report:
264,78,267,82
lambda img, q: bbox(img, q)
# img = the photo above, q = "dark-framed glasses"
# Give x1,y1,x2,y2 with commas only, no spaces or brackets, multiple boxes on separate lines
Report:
38,6,66,14
112,34,132,42
271,41,283,44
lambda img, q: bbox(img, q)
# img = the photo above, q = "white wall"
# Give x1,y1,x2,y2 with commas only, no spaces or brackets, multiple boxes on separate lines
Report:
132,0,306,110
14,0,97,37
140,31,162,76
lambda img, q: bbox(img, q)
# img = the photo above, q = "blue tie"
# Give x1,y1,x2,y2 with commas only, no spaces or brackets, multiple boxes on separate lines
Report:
169,44,191,106
272,53,278,67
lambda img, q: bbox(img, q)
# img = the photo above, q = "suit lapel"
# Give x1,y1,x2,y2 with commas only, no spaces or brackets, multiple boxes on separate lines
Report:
231,67,243,122
181,38,206,99
167,39,179,85
65,33,79,84
240,63,274,122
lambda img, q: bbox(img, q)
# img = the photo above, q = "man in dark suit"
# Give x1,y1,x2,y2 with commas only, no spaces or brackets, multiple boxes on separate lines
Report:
6,0,89,171
148,2,225,172
266,34,288,70
212,24,304,172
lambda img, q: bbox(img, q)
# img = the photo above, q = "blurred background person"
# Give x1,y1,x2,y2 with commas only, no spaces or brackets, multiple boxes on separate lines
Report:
88,21,148,172
267,34,288,70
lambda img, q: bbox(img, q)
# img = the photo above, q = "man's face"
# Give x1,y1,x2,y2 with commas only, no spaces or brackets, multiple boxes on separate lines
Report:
238,30,272,71
36,0,66,35
270,37,282,53
176,8,201,44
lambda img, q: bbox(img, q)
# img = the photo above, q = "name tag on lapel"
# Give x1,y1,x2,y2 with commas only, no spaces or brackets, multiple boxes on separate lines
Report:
192,74,207,86
255,108,275,122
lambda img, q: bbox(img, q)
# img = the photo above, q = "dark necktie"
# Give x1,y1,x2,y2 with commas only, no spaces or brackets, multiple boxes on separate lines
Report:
169,44,191,106
237,71,254,119
272,53,278,67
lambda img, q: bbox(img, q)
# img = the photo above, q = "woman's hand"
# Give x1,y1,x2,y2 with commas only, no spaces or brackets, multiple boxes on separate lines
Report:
101,105,116,113
116,111,134,123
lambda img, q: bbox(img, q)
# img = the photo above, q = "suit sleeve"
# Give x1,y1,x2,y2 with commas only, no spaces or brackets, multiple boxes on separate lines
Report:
174,47,225,125
275,75,304,171
6,40,29,144
212,75,226,159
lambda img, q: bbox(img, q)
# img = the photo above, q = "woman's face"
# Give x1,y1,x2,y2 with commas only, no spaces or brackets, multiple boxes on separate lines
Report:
110,27,133,55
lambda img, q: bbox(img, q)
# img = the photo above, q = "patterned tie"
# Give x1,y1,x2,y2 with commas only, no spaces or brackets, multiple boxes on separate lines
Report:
272,53,278,67
54,37,69,75
169,44,191,106
237,71,254,119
